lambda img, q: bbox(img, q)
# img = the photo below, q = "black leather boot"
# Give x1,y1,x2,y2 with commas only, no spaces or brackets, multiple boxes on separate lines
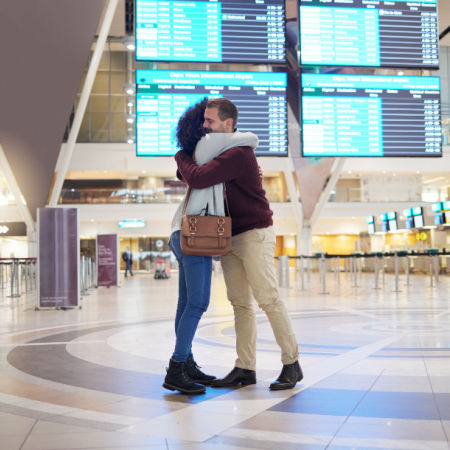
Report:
185,356,216,385
163,359,206,394
269,360,303,391
210,367,256,388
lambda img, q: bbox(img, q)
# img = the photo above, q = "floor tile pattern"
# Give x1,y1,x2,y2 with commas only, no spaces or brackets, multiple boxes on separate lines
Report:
0,269,449,449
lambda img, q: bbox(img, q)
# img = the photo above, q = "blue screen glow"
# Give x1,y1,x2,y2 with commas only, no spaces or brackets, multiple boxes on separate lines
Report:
301,74,442,157
299,0,439,68
136,70,288,157
136,0,286,63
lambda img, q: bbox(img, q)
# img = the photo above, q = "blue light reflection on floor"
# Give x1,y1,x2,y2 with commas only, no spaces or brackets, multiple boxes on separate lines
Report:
270,388,450,420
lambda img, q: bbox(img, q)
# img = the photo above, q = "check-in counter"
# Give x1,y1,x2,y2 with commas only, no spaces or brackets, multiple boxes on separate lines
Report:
411,253,443,274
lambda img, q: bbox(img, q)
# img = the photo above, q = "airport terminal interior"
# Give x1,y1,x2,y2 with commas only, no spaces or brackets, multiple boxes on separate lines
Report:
1,0,450,449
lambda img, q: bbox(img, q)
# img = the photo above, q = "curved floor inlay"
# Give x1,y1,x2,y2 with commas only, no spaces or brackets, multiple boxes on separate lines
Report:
6,322,228,401
1,272,449,449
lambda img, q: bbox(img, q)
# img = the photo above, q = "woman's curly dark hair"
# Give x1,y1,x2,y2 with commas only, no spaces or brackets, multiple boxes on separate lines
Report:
176,97,208,157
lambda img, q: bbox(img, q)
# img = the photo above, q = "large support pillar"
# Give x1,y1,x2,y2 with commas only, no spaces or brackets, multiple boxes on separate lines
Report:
0,144,35,234
300,220,313,256
27,231,38,258
310,157,346,225
283,158,303,255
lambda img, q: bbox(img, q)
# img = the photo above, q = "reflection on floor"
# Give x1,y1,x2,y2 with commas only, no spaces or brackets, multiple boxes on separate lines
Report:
0,269,449,449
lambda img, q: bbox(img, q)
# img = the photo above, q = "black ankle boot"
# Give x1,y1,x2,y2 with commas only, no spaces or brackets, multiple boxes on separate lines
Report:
163,359,206,394
185,356,216,385
269,360,303,391
210,367,256,388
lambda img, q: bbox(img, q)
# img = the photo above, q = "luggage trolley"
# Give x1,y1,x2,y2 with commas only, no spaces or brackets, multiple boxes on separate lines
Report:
154,254,171,279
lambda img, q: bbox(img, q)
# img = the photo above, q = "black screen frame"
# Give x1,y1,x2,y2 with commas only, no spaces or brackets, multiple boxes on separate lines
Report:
135,69,290,157
297,0,440,70
299,72,443,158
135,0,288,65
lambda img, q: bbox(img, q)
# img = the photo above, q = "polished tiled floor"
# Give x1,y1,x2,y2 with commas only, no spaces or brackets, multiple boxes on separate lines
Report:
0,267,449,450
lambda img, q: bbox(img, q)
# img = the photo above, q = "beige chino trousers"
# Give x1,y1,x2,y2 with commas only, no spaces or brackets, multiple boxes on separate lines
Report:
221,226,299,370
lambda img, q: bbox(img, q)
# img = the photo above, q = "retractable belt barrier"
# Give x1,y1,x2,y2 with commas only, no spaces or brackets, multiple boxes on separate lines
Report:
0,258,37,298
280,250,448,292
80,257,97,297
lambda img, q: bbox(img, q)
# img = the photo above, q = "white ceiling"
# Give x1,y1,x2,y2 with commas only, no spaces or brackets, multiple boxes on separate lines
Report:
96,0,125,37
438,0,450,45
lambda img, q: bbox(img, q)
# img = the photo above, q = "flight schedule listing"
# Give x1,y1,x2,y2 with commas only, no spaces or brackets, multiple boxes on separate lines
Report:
136,70,287,156
299,0,439,68
301,74,441,157
136,0,285,63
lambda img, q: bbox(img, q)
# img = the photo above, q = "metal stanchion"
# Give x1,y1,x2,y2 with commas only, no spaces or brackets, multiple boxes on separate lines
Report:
429,255,434,287
374,254,380,289
0,263,5,290
351,255,359,287
24,262,29,293
334,257,340,285
299,256,306,291
319,253,328,294
434,254,439,284
307,257,311,285
15,260,21,296
29,261,33,291
8,262,13,297
80,257,86,295
91,258,97,288
32,261,37,289
393,252,401,292
1,258,36,298
278,255,290,288
84,257,90,294
8,260,21,298
288,250,447,295
349,257,354,285
87,257,92,289
405,256,410,286
353,256,356,280
19,262,23,293
85,258,90,289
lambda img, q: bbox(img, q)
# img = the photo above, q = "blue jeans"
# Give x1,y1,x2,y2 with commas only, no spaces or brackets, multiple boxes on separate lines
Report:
169,230,212,362
125,260,133,277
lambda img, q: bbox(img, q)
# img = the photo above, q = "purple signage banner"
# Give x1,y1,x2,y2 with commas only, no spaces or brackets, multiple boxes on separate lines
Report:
38,208,79,308
97,234,118,287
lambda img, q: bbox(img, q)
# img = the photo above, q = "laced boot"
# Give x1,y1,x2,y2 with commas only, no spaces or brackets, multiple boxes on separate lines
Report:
163,359,206,394
186,356,216,385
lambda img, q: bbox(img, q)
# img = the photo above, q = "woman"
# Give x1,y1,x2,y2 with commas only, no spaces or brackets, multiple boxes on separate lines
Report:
164,98,258,394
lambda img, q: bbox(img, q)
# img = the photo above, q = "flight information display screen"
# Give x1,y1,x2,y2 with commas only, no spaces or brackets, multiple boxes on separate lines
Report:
136,70,287,156
136,0,286,63
299,0,439,68
301,74,442,157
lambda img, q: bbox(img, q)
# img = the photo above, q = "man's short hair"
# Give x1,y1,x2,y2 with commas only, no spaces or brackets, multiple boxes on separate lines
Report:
206,98,238,128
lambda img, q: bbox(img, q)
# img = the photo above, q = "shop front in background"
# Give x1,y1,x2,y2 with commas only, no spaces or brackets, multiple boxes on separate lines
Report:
81,237,171,272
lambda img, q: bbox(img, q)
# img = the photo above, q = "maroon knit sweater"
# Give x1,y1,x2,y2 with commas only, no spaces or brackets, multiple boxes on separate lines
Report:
175,146,273,236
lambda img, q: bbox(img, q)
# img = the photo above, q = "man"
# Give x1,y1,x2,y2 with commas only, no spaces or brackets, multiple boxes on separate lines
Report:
175,98,302,390
122,246,133,277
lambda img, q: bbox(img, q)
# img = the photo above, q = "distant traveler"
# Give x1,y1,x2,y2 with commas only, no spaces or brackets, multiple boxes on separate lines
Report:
122,246,133,277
